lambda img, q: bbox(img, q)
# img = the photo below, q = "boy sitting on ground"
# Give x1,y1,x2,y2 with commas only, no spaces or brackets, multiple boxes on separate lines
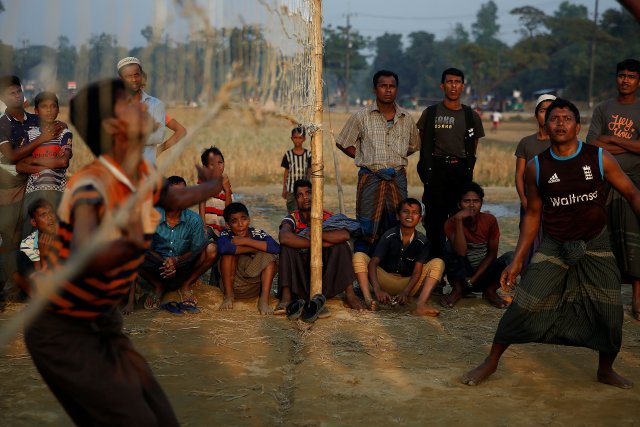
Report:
126,175,217,314
440,182,513,309
14,198,57,297
353,198,444,316
217,202,279,314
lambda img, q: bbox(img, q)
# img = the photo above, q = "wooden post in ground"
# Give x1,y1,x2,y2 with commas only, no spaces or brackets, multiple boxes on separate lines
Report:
310,0,324,297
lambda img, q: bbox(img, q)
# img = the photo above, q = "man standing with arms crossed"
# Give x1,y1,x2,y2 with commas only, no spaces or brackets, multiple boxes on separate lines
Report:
587,58,640,321
336,70,420,254
417,68,484,259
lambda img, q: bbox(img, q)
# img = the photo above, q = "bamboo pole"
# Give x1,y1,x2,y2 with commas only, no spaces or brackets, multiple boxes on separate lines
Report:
310,0,324,297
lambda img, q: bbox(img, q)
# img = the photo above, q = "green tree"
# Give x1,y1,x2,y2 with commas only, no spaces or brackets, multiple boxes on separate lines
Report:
323,25,369,104
56,36,77,89
472,1,500,45
510,6,547,39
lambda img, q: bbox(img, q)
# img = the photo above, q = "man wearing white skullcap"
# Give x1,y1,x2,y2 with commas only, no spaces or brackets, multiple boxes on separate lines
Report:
117,57,186,164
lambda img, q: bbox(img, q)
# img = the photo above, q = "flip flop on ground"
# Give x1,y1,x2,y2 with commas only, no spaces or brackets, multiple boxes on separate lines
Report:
286,299,305,320
301,294,327,323
160,301,185,316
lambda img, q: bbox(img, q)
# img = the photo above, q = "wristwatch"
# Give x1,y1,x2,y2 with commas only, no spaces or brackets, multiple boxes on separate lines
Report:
466,279,473,288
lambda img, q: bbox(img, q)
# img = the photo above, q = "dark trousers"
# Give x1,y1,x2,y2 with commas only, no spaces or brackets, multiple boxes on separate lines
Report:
25,309,179,427
278,242,356,301
422,158,472,259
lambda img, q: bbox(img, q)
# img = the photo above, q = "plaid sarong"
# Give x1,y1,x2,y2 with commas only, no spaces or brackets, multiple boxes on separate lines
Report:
355,167,407,254
233,251,278,299
494,228,623,352
608,168,640,280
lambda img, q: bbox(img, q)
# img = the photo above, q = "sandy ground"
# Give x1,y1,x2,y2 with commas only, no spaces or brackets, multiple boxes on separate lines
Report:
1,185,639,426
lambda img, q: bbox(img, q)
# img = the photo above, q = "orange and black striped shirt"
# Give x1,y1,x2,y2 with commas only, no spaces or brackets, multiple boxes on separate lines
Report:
46,155,164,318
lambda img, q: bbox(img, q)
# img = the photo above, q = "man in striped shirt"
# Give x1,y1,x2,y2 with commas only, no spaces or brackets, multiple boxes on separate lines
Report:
24,78,225,426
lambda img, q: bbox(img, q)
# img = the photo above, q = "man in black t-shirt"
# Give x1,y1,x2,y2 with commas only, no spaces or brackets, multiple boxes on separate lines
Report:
417,68,484,259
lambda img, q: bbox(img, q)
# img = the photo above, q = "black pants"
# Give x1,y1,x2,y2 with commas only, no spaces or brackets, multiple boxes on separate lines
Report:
25,309,179,427
421,158,472,259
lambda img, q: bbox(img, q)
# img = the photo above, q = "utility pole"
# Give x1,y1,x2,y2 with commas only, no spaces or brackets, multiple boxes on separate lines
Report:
588,0,599,110
343,8,356,112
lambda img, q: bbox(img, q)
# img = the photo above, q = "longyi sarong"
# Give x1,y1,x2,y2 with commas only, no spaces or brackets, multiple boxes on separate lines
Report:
494,228,623,352
355,167,407,254
608,156,640,281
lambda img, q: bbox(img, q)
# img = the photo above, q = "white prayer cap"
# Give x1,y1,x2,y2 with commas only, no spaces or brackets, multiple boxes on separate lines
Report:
117,57,141,72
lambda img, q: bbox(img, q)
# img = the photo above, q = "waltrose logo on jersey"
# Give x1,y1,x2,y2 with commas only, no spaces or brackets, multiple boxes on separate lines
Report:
550,190,599,207
548,173,560,183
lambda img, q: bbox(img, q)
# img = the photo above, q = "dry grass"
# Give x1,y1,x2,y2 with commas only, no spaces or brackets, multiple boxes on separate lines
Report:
61,107,587,188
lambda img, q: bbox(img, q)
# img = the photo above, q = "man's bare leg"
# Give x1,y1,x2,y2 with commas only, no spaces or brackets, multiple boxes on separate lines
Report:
179,243,217,303
139,268,164,309
218,254,236,310
483,281,509,309
597,351,634,389
414,277,440,317
123,280,136,314
462,342,510,386
355,271,378,310
440,278,464,308
258,261,276,315
278,286,293,309
344,284,365,310
632,278,640,320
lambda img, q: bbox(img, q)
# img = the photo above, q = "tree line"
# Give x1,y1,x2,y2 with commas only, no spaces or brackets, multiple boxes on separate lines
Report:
0,1,638,107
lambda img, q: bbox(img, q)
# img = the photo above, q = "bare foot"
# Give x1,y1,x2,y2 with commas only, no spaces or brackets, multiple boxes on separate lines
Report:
122,303,134,315
414,304,440,317
461,359,498,386
274,300,289,315
218,297,234,311
440,290,462,308
632,306,640,321
597,369,634,389
258,296,273,315
344,292,365,311
483,290,509,309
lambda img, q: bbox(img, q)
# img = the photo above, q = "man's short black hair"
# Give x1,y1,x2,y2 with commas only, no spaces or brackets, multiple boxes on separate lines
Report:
616,58,640,75
372,70,399,88
291,125,306,137
459,182,484,201
397,198,423,215
200,146,224,166
69,78,126,157
34,91,59,109
293,179,312,195
223,202,250,222
441,68,465,84
0,75,21,91
28,198,54,219
545,98,581,124
167,175,186,186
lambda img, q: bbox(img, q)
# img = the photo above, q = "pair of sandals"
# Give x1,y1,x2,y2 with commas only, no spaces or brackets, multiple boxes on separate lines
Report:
286,294,329,323
159,300,200,315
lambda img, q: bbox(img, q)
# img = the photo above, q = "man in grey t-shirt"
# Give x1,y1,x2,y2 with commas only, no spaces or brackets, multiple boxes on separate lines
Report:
587,58,640,321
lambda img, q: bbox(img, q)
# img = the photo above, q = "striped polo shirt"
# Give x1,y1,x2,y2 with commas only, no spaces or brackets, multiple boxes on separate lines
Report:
25,127,73,193
46,155,164,318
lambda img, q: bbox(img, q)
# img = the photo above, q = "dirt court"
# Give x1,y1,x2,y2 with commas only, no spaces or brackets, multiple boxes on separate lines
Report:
1,185,639,426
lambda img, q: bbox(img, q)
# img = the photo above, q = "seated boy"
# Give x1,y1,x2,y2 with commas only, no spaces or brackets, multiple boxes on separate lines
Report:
130,175,217,314
217,202,279,314
14,198,57,296
440,182,513,309
23,78,225,425
353,198,444,316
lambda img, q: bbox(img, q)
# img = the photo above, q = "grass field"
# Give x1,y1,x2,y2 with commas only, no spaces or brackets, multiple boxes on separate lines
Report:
61,106,590,189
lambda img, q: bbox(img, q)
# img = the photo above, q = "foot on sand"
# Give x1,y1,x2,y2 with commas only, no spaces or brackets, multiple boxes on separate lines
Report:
414,304,440,317
632,306,640,321
258,296,273,315
440,291,461,308
218,297,233,311
344,293,365,311
484,291,509,309
274,300,289,315
461,359,497,386
597,369,634,389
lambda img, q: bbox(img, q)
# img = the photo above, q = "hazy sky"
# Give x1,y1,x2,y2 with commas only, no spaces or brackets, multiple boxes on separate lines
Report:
0,0,623,49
